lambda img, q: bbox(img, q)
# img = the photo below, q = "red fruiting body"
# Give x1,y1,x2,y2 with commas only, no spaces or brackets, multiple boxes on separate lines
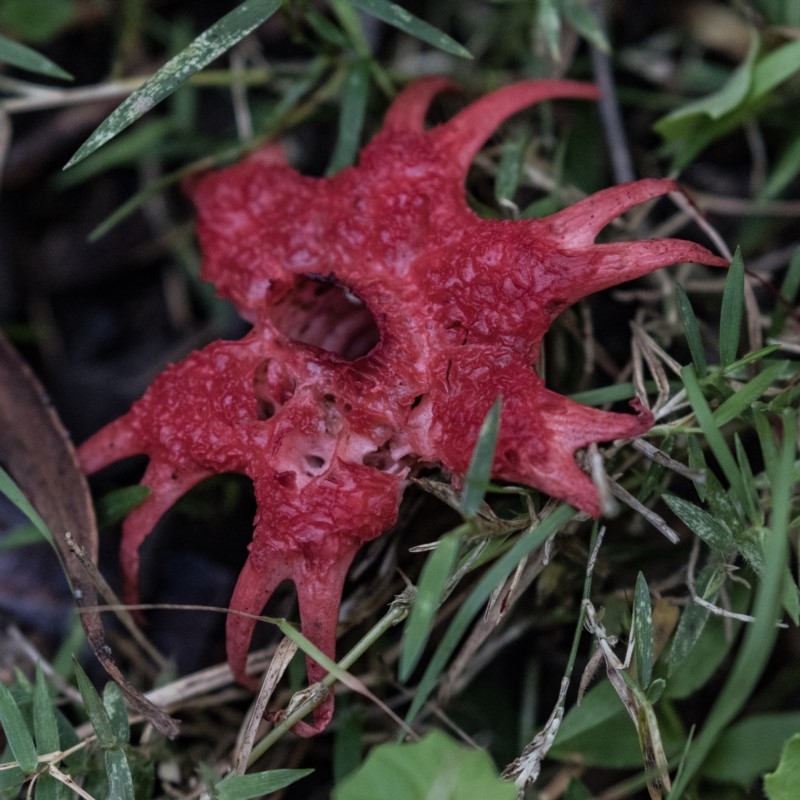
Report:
78,77,727,734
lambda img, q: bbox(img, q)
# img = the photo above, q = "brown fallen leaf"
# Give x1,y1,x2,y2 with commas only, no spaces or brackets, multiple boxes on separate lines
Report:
0,330,179,739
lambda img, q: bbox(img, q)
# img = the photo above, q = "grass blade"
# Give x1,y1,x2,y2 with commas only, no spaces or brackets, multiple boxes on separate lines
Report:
350,0,472,59
719,247,745,368
668,411,796,798
399,530,461,681
681,364,745,502
405,503,575,727
103,683,131,746
460,397,502,520
0,684,38,774
769,246,800,337
494,130,526,207
634,572,654,688
104,748,135,800
0,33,72,80
733,433,760,527
675,283,707,376
326,58,370,175
74,661,116,749
32,668,59,756
216,769,314,799
713,361,787,427
0,465,52,543
65,0,282,167
662,495,735,556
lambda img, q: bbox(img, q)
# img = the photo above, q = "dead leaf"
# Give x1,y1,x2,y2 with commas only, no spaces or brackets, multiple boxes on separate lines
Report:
0,331,179,738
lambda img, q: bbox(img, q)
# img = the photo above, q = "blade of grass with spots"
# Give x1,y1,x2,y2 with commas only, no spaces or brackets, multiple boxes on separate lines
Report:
65,0,282,168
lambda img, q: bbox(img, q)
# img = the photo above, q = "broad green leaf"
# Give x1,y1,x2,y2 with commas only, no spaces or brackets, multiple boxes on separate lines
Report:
0,683,38,774
215,769,314,799
333,730,514,800
719,247,745,368
655,38,800,169
656,35,758,139
65,0,282,167
750,38,800,99
399,531,461,680
74,661,116,749
326,58,370,175
674,283,707,376
104,748,135,800
764,733,800,800
349,0,472,59
703,714,800,788
663,494,735,556
460,397,502,519
0,33,72,80
633,572,653,688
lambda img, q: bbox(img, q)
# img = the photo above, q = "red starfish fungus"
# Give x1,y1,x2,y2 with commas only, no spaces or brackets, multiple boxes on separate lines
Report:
78,77,727,735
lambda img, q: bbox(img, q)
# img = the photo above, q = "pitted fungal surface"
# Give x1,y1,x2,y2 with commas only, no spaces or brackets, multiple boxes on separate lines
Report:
79,77,727,734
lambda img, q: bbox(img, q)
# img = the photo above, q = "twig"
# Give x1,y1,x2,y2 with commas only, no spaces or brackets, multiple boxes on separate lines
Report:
234,638,298,774
630,438,706,482
65,533,169,669
606,480,680,543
